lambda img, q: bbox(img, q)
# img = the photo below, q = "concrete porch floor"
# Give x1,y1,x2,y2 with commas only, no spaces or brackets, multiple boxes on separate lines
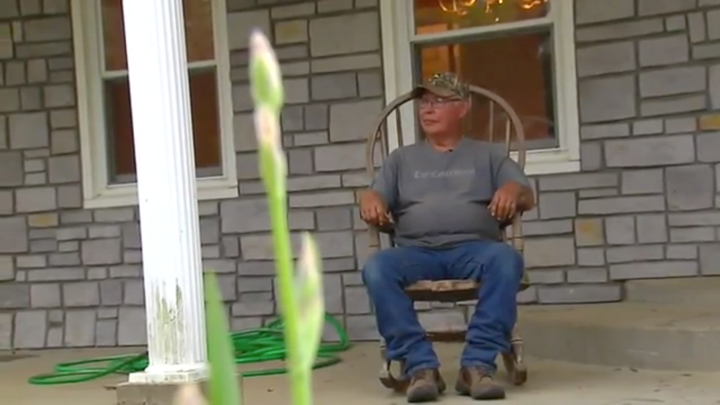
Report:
3,343,720,405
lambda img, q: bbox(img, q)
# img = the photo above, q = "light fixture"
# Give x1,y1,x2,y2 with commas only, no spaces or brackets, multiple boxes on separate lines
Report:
438,0,548,16
438,0,477,16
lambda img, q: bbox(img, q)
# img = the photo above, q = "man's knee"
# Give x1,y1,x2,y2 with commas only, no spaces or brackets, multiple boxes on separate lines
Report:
484,242,524,280
361,249,396,289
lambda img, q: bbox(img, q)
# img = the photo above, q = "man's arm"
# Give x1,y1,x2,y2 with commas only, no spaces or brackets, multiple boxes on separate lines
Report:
490,149,535,218
368,149,400,210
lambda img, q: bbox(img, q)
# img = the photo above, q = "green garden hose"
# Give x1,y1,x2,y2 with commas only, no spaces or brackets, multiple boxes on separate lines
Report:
27,314,351,386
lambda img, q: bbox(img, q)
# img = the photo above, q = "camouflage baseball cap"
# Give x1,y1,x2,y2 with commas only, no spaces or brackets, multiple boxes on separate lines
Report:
412,72,470,99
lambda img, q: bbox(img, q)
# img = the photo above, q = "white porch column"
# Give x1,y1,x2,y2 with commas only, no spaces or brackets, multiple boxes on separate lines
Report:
122,0,207,383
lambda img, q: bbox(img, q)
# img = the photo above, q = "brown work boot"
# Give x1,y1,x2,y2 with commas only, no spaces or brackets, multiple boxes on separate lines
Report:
405,369,446,403
455,367,506,400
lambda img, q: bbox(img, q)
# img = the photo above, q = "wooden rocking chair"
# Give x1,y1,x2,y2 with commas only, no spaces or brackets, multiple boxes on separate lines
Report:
364,85,530,392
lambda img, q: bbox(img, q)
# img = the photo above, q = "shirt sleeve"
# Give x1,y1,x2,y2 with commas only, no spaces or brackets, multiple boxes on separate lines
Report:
490,147,530,191
370,149,400,210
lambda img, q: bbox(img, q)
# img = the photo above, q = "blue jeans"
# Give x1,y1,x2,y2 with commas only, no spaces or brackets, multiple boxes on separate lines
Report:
361,240,524,376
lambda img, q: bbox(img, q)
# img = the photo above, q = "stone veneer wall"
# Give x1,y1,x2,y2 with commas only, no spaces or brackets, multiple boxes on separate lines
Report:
1,0,720,349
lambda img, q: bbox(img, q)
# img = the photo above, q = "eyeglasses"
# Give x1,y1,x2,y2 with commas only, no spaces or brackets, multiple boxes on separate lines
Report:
417,97,462,108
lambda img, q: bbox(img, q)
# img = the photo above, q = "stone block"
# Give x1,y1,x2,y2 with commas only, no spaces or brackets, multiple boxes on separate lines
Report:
310,73,357,100
227,10,270,50
605,216,635,245
576,41,636,77
539,173,618,191
578,75,636,123
288,148,313,174
638,0,697,16
640,66,706,98
574,218,605,247
699,243,720,275
580,142,602,171
271,3,316,19
284,78,309,104
636,214,668,244
666,244,697,260
639,34,689,67
274,19,308,45
0,217,28,253
644,95,707,118
711,64,720,110
688,12,706,43
23,17,71,42
305,103,328,130
318,0,353,13
236,152,260,180
0,151,22,186
575,0,635,24
537,284,621,304
329,99,382,142
14,310,46,348
311,54,381,73
345,314,378,341
606,245,664,263
289,191,355,208
621,169,663,195
528,269,565,285
294,131,328,146
670,227,715,242
44,84,74,107
707,9,720,40
314,142,367,172
81,238,122,265
699,133,720,163
524,237,576,268
63,282,100,307
118,307,146,346
665,15,686,31
316,207,352,230
233,113,257,152
566,267,608,284
604,135,695,167
521,219,572,237
538,192,576,219
578,196,666,215
577,248,606,266
9,111,49,149
609,261,698,280
358,71,384,97
96,319,118,346
64,310,96,347
665,164,714,211
48,155,80,183
580,123,629,140
309,12,379,57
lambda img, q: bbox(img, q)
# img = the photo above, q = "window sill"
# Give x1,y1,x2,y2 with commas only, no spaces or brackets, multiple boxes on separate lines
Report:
83,178,239,209
510,148,580,176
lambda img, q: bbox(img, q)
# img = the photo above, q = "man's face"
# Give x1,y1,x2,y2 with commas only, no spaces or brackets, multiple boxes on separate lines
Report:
417,92,469,137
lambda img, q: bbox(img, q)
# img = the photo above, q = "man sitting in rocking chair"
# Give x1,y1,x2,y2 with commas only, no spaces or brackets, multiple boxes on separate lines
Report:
359,73,534,402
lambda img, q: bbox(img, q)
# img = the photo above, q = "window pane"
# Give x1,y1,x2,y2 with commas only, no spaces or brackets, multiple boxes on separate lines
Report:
101,0,215,72
414,30,557,149
414,0,549,34
104,69,222,184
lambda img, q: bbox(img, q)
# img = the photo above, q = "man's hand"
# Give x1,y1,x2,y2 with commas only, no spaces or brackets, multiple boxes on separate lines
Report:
489,182,532,222
359,190,393,227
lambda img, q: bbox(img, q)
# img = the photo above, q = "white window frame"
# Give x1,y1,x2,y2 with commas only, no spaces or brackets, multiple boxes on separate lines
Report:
71,0,237,209
379,0,581,176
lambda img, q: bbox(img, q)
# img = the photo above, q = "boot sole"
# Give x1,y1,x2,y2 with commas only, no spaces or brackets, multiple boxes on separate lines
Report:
455,382,506,400
406,385,440,403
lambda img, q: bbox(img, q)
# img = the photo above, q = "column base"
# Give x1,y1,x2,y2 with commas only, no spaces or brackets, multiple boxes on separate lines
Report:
116,381,208,405
128,365,208,384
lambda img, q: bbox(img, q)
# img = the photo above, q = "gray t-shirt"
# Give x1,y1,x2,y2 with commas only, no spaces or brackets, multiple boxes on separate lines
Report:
371,137,530,248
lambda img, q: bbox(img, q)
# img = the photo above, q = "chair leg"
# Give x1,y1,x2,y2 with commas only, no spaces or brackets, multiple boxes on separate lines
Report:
378,337,409,393
501,325,528,386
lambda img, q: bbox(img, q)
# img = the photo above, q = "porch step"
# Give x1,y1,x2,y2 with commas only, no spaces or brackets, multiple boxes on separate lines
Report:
520,301,719,371
624,276,720,306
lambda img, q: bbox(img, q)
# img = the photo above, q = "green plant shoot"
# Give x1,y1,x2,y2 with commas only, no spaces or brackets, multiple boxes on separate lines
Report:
249,29,325,405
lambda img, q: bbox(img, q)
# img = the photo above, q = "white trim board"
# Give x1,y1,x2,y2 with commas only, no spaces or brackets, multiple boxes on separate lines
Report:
71,0,237,209
379,0,581,176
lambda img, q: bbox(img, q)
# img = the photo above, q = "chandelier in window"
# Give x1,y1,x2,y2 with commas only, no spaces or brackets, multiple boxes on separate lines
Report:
438,0,548,16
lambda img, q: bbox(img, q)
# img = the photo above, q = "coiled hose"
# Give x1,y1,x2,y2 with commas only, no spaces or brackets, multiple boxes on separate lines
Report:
27,314,351,385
